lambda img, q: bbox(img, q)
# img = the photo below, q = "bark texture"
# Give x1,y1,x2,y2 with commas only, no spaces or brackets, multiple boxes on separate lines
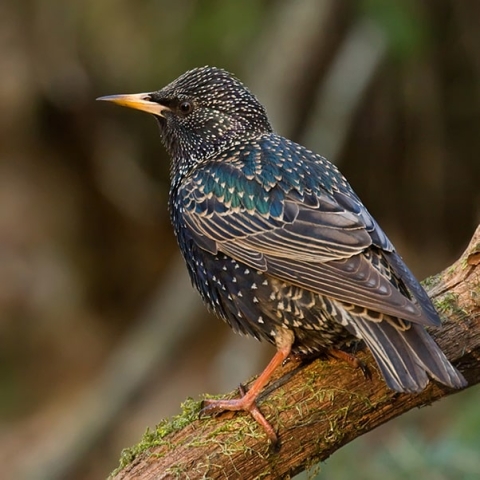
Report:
112,226,480,480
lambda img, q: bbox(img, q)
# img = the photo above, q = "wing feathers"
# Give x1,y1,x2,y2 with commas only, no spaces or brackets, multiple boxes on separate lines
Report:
266,255,431,325
179,138,440,327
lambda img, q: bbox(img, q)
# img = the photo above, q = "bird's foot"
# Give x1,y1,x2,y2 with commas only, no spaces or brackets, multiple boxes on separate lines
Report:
327,348,371,379
200,384,278,445
200,330,293,447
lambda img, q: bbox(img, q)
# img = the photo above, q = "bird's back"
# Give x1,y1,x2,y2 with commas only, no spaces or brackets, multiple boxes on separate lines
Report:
169,132,465,391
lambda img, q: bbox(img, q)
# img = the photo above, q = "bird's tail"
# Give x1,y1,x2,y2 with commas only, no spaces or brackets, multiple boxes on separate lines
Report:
352,316,466,392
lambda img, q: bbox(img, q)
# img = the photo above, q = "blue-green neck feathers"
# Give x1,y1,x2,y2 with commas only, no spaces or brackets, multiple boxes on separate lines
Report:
173,134,348,224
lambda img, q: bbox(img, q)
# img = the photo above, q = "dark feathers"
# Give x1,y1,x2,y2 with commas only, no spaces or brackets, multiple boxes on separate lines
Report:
116,66,467,393
179,135,439,327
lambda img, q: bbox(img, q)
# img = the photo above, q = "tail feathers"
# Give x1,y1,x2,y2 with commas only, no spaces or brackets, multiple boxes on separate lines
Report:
352,316,467,392
404,323,467,389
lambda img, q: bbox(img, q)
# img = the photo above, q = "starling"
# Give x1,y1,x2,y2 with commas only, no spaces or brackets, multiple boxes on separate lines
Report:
98,66,466,443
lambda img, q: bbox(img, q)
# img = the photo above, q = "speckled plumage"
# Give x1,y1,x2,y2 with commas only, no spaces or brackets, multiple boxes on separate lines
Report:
100,66,466,396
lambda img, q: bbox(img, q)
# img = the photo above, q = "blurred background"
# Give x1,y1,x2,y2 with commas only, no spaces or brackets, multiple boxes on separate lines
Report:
0,0,479,479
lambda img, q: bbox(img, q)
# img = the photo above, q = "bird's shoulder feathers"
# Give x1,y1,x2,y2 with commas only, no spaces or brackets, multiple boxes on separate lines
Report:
175,134,439,326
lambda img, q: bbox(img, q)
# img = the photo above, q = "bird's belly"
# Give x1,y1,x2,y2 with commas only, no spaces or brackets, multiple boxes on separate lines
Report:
186,248,354,354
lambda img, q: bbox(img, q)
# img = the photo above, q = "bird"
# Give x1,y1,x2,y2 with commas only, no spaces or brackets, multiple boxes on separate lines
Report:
97,66,466,444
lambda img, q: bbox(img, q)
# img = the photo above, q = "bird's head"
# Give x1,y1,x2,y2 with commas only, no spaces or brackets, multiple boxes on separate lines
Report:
98,67,272,179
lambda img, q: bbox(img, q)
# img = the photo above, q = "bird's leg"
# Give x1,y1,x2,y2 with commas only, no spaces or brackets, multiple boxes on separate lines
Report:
327,348,371,379
200,329,294,445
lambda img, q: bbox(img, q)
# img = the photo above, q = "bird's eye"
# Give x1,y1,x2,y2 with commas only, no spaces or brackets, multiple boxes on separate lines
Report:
179,101,193,115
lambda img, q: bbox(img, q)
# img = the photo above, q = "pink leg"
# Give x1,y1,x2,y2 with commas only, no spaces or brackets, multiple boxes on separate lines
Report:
201,329,294,445
327,348,371,378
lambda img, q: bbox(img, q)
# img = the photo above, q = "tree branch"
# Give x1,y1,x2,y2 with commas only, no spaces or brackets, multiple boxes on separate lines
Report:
111,225,480,480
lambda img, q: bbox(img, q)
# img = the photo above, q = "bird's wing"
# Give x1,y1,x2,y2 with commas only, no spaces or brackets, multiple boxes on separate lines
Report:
178,141,439,327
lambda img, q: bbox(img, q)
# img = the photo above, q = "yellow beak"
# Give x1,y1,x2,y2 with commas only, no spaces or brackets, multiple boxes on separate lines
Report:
96,93,170,117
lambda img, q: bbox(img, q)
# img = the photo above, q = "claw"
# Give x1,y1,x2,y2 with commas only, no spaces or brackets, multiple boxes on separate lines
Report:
198,330,294,446
200,384,278,445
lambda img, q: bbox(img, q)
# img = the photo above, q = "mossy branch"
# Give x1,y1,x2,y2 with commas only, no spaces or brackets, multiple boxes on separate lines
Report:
111,226,480,480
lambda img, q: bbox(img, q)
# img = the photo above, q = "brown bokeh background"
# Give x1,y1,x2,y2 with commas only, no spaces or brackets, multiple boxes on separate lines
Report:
0,1,479,479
